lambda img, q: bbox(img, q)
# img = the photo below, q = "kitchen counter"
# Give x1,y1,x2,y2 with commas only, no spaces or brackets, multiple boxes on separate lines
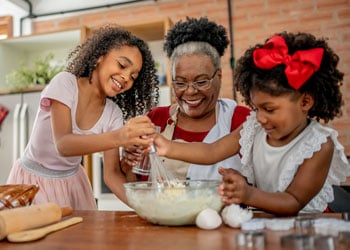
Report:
0,210,346,250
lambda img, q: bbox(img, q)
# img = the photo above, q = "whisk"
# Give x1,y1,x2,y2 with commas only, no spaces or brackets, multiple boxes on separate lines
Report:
148,144,180,187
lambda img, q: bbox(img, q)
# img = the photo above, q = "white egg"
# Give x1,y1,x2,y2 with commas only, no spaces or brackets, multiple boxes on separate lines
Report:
196,208,222,230
221,204,253,228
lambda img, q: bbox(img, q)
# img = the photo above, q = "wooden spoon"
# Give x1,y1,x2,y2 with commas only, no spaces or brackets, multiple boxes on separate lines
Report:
7,217,83,242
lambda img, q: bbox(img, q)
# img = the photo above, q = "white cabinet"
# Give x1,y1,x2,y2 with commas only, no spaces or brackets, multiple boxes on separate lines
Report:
0,91,41,184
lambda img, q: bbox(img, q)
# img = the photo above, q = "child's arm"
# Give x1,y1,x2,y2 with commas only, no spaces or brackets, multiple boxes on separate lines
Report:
219,138,334,215
154,126,242,165
50,100,155,156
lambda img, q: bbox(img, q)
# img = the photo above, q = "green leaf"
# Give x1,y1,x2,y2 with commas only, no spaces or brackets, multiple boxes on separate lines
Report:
5,52,65,90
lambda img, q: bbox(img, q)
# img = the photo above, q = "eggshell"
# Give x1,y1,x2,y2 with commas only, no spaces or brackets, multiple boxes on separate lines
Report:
221,204,253,228
196,208,222,230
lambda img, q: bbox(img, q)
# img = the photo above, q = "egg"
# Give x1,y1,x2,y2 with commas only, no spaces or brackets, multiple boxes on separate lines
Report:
196,208,222,230
221,204,253,228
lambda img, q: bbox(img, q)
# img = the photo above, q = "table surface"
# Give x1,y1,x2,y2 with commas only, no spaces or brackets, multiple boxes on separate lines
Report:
0,210,345,250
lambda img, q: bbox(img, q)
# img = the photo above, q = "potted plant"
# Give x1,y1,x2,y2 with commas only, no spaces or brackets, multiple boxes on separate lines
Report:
5,52,64,91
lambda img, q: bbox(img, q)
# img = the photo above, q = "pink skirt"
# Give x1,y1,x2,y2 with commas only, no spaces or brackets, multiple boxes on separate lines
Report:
7,159,97,210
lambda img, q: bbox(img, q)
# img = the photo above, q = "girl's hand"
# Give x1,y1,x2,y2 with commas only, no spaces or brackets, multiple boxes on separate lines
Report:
117,116,155,148
218,167,252,205
153,133,171,156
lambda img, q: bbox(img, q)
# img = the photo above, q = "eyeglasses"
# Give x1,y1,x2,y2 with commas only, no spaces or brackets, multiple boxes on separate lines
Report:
172,69,219,92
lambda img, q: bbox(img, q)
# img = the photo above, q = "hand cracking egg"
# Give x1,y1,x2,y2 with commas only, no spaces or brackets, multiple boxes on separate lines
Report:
195,208,222,230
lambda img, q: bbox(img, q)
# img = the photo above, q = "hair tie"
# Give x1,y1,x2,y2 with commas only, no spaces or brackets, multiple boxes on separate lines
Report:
253,35,324,90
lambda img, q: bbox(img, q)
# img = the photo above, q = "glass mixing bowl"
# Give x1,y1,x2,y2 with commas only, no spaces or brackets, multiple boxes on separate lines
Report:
124,180,223,226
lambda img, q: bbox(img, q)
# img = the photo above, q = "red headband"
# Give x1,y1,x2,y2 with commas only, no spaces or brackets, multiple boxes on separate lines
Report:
253,35,324,90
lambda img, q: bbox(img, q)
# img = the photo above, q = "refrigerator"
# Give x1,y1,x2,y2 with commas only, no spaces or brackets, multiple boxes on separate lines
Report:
0,91,41,184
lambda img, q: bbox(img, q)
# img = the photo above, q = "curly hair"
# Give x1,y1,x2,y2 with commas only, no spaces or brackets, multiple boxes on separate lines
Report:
234,31,344,123
163,16,229,58
66,24,159,120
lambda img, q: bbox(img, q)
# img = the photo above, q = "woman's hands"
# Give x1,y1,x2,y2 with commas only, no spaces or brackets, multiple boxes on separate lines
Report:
120,145,144,181
122,145,144,167
118,116,155,180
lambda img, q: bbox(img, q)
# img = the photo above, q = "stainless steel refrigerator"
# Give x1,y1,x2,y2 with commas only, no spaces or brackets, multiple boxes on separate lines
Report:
0,91,41,184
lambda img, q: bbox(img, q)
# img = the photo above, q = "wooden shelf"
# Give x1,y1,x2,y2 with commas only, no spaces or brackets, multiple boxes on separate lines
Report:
0,29,80,51
82,17,172,42
0,15,13,39
0,85,45,95
122,17,172,41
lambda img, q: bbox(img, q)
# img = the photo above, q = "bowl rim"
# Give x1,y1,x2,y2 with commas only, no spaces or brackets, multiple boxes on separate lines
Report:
123,179,221,189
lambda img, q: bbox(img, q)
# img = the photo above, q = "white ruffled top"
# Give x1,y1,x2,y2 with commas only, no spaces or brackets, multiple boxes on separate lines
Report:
239,112,350,213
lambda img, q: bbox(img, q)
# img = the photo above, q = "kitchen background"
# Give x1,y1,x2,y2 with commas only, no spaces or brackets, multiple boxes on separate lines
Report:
1,0,348,151
0,0,349,210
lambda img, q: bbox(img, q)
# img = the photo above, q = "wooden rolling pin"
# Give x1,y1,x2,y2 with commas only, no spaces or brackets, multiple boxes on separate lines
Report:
0,202,71,240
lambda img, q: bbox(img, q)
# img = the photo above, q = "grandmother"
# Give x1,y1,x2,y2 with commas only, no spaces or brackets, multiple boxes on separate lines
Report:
121,16,250,181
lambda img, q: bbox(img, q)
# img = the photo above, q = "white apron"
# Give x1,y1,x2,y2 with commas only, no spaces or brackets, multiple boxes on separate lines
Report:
158,99,243,180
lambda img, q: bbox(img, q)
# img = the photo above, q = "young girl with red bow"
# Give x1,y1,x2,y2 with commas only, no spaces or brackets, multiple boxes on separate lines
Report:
154,31,350,215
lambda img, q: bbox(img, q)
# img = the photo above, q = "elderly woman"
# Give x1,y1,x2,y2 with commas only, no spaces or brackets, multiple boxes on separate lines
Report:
121,17,250,181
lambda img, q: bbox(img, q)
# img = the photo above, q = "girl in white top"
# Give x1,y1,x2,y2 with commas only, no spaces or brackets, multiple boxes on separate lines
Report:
7,24,158,210
154,31,350,215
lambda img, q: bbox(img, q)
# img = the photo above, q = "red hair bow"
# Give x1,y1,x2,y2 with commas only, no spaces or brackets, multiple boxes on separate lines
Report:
253,35,324,90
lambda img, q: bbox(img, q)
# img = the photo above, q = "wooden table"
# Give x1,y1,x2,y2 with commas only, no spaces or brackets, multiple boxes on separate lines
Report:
0,210,345,250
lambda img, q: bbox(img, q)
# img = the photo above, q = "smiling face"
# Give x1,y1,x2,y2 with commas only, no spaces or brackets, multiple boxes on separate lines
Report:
172,54,221,119
250,89,313,146
95,45,142,97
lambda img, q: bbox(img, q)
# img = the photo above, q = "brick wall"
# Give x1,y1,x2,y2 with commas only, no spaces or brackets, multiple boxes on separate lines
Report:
31,0,350,155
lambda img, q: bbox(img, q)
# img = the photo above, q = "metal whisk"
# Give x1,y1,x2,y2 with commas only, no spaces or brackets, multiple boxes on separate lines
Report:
148,144,180,187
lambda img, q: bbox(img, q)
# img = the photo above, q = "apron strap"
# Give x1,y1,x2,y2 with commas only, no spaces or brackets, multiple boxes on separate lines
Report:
162,104,179,140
